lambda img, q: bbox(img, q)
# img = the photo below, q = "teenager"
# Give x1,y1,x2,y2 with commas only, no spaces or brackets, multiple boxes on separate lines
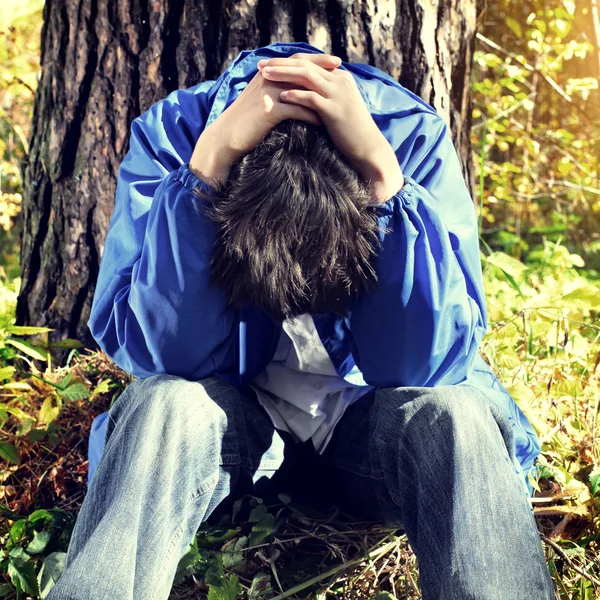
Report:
48,41,554,600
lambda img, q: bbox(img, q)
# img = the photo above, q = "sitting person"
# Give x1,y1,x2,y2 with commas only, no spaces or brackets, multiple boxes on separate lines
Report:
47,41,554,600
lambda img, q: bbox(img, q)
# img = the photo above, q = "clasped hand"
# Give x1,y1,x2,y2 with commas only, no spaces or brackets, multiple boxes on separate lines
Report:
191,52,404,203
258,54,404,202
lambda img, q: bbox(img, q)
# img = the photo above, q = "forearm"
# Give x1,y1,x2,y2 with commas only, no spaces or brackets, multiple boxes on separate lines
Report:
358,142,405,204
350,175,486,387
89,164,237,379
188,122,239,189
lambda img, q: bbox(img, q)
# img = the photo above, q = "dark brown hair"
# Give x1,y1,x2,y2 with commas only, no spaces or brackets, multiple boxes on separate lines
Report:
195,119,389,323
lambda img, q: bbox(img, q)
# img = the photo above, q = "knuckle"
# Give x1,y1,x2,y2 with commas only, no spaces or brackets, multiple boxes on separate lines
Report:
308,92,322,107
303,68,315,81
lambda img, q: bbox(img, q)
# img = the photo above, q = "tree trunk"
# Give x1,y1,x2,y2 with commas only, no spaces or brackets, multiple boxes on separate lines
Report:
17,0,478,354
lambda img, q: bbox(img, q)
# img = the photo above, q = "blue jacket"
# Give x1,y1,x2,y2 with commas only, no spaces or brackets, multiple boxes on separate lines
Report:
87,41,541,496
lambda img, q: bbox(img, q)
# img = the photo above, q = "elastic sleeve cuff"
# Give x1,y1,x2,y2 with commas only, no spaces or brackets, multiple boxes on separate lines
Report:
174,163,220,197
368,175,417,217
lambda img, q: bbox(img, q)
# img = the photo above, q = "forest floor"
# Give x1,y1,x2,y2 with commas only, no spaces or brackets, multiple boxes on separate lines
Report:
1,347,598,599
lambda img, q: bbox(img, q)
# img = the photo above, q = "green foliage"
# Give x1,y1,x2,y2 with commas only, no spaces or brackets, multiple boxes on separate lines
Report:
473,0,600,269
0,505,73,597
0,276,88,465
0,0,44,279
171,498,280,599
482,239,599,548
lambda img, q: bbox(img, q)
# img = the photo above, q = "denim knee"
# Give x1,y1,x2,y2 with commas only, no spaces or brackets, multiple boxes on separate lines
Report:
105,374,246,483
374,386,513,466
108,374,223,421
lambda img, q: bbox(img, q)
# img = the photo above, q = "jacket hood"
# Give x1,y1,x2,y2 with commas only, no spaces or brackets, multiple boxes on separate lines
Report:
204,41,438,129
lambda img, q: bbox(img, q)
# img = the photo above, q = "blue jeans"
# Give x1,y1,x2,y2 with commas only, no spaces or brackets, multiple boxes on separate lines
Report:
46,374,554,599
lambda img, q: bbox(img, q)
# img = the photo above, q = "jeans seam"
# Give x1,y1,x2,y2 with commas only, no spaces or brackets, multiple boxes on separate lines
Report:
254,459,282,471
220,453,242,466
191,471,220,500
148,522,184,600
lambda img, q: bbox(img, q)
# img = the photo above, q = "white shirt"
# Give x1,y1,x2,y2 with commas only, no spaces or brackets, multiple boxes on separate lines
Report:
249,313,375,452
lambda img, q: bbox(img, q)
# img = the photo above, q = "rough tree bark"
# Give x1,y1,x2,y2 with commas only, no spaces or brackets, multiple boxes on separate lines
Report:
17,0,478,354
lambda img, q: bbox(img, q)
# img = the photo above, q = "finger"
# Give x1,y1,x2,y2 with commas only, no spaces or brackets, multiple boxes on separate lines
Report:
279,89,329,115
260,65,332,96
290,52,342,66
258,57,337,79
258,55,341,76
278,101,323,127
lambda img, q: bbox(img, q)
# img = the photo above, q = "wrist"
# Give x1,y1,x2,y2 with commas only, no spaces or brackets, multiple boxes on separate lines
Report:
359,146,405,204
369,172,405,204
189,124,238,189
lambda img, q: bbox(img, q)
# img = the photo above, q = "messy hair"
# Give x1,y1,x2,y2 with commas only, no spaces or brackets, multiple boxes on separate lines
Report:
194,119,389,323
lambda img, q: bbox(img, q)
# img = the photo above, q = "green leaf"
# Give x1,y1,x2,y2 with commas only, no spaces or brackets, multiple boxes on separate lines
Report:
199,528,240,548
5,338,48,362
91,378,112,398
28,509,54,525
173,542,202,586
248,504,268,523
6,406,32,420
26,530,52,554
501,270,526,302
26,428,47,442
9,519,28,544
505,16,523,38
37,552,66,598
0,440,19,464
47,338,84,349
561,284,600,307
248,572,272,599
8,548,39,596
207,574,242,600
204,553,226,588
590,469,600,497
248,512,275,547
369,593,396,600
248,503,277,545
485,252,527,300
486,252,529,278
554,18,570,35
0,583,14,596
222,536,247,569
49,509,73,530
56,374,74,389
6,325,53,335
0,366,16,381
57,382,90,401
38,396,60,424
16,418,35,437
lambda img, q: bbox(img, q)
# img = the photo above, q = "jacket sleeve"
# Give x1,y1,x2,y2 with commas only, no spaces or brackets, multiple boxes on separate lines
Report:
88,81,239,380
348,111,489,388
